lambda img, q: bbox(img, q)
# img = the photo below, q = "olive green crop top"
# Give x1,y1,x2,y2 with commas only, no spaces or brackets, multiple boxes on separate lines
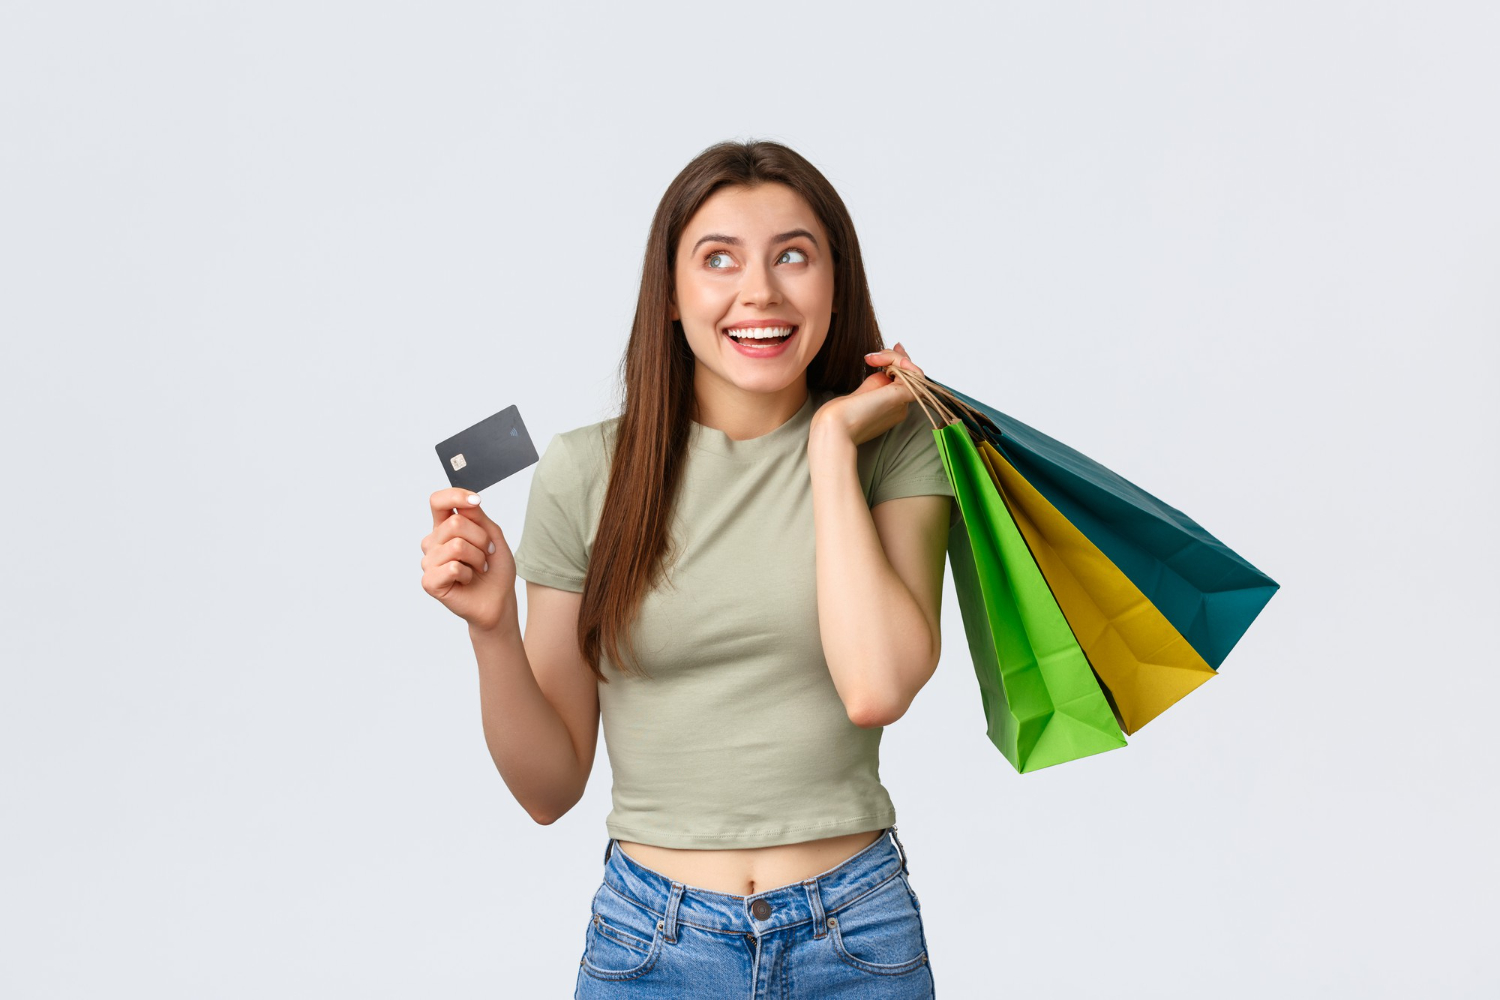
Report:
511,386,957,849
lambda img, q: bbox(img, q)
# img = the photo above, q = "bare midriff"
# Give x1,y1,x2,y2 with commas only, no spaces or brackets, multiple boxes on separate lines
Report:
614,828,885,896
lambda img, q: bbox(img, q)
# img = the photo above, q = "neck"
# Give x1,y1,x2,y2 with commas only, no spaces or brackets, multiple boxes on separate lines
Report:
691,374,811,442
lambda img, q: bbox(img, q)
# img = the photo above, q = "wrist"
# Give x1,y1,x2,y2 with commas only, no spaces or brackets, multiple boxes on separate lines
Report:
808,416,857,463
469,603,522,644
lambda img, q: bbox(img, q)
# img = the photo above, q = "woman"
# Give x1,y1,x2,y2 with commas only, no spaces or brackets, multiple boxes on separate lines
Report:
421,139,955,997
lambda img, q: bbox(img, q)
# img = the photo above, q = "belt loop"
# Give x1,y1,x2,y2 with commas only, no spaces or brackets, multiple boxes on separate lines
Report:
888,825,910,875
663,881,685,944
603,838,614,865
802,878,829,939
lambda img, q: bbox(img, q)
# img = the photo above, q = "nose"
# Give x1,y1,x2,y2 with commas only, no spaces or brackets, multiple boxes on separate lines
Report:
738,256,782,309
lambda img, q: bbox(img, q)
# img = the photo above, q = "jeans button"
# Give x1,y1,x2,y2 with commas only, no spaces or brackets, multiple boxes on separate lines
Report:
750,899,772,920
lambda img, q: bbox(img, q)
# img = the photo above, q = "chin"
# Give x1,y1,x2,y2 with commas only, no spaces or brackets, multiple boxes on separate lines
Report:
729,371,802,393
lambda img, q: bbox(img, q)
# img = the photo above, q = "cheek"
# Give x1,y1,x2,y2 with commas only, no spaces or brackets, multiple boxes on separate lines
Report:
803,277,836,323
801,325,831,355
677,282,728,327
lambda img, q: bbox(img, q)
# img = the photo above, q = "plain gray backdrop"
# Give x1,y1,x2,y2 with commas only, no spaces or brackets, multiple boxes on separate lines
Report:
3,2,1496,997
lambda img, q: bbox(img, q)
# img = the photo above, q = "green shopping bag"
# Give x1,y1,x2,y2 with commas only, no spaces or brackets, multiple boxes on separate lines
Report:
936,421,1128,772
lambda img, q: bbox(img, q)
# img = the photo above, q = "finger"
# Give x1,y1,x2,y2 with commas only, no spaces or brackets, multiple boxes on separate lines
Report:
888,342,922,375
426,557,478,596
430,487,485,530
430,490,506,554
424,533,491,576
424,509,495,558
864,349,920,372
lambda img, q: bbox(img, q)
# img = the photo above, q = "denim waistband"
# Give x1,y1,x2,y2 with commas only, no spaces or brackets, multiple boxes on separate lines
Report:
598,827,911,943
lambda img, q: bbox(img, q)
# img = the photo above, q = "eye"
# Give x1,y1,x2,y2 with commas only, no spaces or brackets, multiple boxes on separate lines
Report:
779,247,809,264
705,250,733,269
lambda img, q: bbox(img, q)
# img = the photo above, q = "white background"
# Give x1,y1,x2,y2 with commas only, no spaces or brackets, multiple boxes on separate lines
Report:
3,2,1496,997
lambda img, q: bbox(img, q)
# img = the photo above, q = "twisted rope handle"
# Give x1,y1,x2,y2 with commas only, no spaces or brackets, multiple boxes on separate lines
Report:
881,361,994,438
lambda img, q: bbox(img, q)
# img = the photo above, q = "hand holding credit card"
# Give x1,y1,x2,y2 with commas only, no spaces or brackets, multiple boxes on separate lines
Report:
435,404,539,493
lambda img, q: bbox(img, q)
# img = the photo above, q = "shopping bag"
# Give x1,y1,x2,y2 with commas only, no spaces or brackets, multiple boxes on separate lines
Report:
881,361,1279,763
931,378,1279,671
936,420,1128,772
975,437,1216,734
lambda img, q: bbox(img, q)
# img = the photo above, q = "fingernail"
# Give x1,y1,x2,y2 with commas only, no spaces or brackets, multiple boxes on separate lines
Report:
483,561,489,572
864,351,881,358
467,494,481,505
488,541,495,554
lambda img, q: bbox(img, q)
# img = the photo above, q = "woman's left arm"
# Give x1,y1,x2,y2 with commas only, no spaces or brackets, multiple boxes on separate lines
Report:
809,345,951,728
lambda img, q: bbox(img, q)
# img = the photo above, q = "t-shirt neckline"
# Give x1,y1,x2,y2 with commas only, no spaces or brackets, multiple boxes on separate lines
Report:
688,388,829,458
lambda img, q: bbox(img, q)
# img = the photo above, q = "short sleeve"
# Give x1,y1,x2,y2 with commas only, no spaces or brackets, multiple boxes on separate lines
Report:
511,432,591,593
868,402,957,509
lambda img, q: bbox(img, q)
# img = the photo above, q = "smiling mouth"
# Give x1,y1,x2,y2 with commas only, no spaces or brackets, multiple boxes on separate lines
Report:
723,325,798,346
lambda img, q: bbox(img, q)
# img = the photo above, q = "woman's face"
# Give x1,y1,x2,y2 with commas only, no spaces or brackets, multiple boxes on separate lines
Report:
671,182,835,400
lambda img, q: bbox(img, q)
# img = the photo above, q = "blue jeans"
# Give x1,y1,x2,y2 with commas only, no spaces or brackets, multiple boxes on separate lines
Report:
574,826,936,998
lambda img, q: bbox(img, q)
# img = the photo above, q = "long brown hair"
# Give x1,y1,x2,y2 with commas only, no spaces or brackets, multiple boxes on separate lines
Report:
578,139,886,681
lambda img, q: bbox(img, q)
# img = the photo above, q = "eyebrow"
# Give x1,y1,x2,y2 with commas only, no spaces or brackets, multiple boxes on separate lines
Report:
690,228,821,254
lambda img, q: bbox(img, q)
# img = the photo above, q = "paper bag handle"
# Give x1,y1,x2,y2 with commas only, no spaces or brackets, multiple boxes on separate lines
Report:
880,362,995,440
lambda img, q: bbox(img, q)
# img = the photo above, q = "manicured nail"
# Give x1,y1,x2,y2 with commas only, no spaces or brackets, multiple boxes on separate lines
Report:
467,494,481,505
488,542,495,554
483,561,489,572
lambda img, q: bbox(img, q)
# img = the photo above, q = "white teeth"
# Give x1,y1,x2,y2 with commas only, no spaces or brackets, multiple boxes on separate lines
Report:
724,326,795,339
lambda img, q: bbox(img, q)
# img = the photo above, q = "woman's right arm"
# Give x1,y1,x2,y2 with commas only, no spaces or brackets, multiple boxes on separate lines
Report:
422,488,598,825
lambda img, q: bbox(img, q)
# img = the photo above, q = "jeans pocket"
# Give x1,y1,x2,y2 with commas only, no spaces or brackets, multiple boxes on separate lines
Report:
579,885,665,982
826,873,930,976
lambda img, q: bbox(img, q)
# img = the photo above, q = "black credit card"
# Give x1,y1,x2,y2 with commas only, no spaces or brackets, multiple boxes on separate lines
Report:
435,404,539,493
